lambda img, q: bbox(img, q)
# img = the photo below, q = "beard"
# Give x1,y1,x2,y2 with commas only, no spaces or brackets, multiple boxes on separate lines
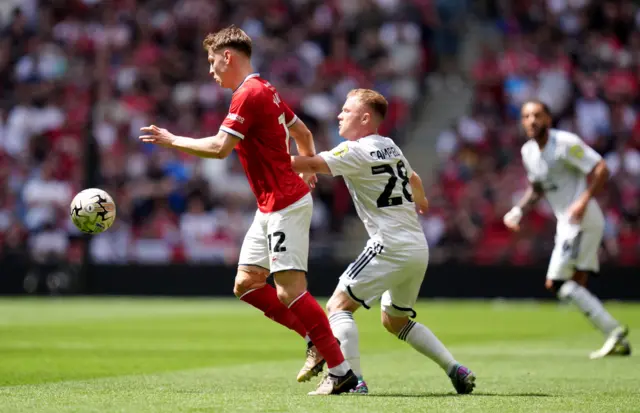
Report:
528,124,549,140
535,125,549,140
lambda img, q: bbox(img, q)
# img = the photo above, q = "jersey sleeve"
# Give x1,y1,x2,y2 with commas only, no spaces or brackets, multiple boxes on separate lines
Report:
561,134,602,174
220,89,256,139
520,145,538,183
318,141,368,177
523,163,537,183
282,101,298,128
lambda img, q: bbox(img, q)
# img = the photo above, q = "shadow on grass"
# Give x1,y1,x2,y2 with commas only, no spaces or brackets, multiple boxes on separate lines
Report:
366,392,554,398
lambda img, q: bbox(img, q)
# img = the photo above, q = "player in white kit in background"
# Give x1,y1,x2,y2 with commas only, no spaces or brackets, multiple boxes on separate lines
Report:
504,100,631,359
291,89,476,395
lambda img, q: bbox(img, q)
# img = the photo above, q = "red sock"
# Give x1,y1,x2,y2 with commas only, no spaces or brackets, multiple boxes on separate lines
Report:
240,284,307,338
288,291,345,368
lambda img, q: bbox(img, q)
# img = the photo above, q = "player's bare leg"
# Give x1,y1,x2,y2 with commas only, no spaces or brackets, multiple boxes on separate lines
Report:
234,266,308,340
382,311,476,394
273,270,357,395
546,272,630,359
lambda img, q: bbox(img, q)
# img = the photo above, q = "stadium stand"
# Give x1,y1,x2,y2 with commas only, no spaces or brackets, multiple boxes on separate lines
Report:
424,0,640,265
0,0,440,265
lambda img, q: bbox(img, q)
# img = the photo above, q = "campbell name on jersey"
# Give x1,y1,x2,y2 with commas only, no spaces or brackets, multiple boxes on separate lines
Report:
521,129,604,229
319,135,427,250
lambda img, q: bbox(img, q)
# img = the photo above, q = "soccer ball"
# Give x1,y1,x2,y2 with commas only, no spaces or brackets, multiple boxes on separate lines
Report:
69,188,116,234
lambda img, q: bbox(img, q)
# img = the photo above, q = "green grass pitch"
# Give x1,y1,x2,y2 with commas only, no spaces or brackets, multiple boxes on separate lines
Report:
0,297,638,412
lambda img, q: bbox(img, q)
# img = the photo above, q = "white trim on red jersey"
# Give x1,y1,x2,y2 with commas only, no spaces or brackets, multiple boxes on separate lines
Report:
286,114,298,128
220,125,244,139
234,73,260,93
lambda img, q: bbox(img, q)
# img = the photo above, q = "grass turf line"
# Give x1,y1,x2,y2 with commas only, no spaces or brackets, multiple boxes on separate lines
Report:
0,298,638,412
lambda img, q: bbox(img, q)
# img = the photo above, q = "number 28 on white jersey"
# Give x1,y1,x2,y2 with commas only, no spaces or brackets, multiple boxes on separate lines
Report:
319,135,427,249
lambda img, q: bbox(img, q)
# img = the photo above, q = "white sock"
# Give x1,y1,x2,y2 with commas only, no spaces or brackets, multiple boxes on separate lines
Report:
558,280,620,335
398,320,457,374
329,311,362,377
328,360,350,376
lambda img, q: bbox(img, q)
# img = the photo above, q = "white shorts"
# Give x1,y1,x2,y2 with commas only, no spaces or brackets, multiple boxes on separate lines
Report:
238,193,312,273
546,223,603,281
337,239,429,318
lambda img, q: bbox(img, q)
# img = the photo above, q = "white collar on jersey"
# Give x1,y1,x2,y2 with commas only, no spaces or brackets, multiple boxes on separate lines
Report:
234,73,260,92
357,134,382,141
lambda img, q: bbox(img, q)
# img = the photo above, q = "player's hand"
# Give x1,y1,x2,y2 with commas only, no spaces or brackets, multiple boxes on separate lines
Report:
415,198,429,215
503,206,523,232
567,199,587,224
300,172,317,189
139,125,176,148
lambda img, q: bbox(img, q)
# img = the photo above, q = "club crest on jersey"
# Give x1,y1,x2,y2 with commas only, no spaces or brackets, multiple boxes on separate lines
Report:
227,113,245,124
568,144,584,159
332,144,349,158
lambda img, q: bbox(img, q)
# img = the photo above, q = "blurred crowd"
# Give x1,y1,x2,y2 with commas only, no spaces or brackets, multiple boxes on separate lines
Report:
0,0,444,266
426,0,640,265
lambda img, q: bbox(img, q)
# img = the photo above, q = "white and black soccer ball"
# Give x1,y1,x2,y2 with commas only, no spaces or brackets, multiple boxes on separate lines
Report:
69,188,116,234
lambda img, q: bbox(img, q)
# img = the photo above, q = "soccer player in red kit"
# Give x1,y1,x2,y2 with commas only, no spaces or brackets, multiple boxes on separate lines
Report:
138,25,356,395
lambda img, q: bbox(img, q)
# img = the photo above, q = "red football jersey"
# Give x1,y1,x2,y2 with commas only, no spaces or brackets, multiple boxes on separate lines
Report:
220,74,310,213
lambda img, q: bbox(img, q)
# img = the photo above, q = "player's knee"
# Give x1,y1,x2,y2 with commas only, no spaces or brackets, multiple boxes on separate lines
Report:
546,279,566,297
381,318,395,334
326,289,359,315
273,270,307,306
381,312,409,335
545,279,560,293
274,288,293,306
233,268,268,298
326,294,339,315
572,271,588,286
555,279,580,300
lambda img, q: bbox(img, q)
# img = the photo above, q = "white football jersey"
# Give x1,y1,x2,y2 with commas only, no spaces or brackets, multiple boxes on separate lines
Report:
521,129,604,229
319,135,427,249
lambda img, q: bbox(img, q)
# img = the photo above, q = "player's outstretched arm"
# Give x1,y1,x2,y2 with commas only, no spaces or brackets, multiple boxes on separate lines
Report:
409,171,429,215
139,126,239,159
288,119,316,156
503,182,544,232
290,155,332,175
172,131,240,159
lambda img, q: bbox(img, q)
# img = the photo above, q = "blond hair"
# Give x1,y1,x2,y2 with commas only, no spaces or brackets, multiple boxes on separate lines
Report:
347,89,388,120
202,25,252,57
